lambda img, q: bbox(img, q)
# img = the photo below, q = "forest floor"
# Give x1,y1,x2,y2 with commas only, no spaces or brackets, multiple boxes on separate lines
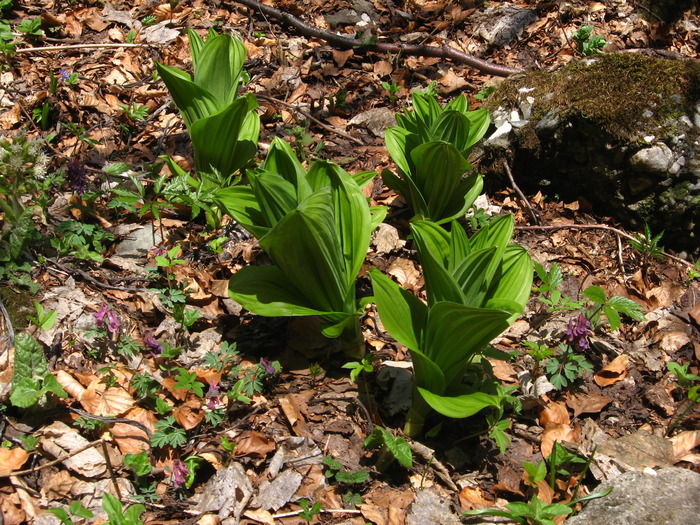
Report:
1,0,700,524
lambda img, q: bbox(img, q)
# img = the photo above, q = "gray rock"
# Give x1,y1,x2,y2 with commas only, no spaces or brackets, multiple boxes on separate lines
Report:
629,144,674,173
407,488,462,525
348,107,396,137
114,224,161,258
565,468,700,525
477,4,537,47
482,53,700,254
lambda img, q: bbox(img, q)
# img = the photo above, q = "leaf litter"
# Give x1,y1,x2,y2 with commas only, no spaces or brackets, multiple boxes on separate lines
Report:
0,0,699,524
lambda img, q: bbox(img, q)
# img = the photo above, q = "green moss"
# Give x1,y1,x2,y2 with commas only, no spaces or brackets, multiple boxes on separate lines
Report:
0,286,34,331
486,53,700,143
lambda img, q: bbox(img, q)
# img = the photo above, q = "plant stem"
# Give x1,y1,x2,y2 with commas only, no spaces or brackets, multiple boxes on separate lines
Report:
340,317,365,359
404,385,431,437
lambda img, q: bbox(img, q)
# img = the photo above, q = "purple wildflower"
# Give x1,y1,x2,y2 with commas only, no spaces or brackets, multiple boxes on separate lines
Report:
58,69,70,82
564,313,592,351
172,459,190,489
260,358,275,375
143,329,163,355
94,303,121,334
65,159,87,195
205,381,221,410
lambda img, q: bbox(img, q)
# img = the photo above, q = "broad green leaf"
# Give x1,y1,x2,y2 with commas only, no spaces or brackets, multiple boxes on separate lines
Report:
369,268,427,352
155,62,220,127
193,33,246,107
215,185,269,239
423,302,511,386
431,110,471,155
484,244,534,316
380,426,413,468
411,220,463,306
187,28,205,68
417,388,500,419
190,94,259,177
583,285,607,305
603,304,622,331
445,93,468,112
306,161,373,288
11,333,48,389
469,214,514,282
451,246,496,306
249,170,300,229
10,378,41,408
384,127,419,178
42,372,68,399
263,137,311,200
411,141,470,221
229,265,328,317
352,170,379,189
261,189,348,313
606,295,645,321
409,348,446,394
464,108,490,150
448,219,471,268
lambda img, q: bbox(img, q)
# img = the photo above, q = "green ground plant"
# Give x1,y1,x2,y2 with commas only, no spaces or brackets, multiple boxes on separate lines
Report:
382,88,489,223
371,215,533,436
156,28,259,180
573,25,606,56
221,138,386,358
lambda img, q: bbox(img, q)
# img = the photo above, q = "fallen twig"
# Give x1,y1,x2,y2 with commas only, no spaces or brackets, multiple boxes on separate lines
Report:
515,223,695,270
16,43,157,53
232,0,522,77
257,93,365,145
503,159,541,225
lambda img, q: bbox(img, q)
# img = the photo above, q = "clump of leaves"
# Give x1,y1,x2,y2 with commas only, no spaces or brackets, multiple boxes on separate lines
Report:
364,425,413,472
573,25,606,56
371,216,533,436
0,133,53,261
629,223,665,266
10,333,68,409
383,90,489,223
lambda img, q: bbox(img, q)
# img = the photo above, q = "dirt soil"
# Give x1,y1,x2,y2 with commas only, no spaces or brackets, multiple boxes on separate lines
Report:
1,1,700,524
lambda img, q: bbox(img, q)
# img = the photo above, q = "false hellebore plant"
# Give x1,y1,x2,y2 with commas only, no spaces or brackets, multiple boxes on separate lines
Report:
156,29,260,180
218,138,386,358
383,90,490,223
371,215,533,436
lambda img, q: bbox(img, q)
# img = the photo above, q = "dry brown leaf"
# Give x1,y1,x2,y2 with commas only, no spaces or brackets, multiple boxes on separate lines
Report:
359,504,387,525
458,485,494,510
162,376,188,401
541,423,580,458
670,430,700,458
564,391,612,417
39,469,74,500
243,508,275,525
374,60,393,77
689,301,700,326
110,407,156,455
173,398,205,431
234,431,275,458
599,431,675,469
539,400,570,426
534,479,555,504
80,380,135,417
487,358,518,383
332,49,353,67
55,369,85,400
0,448,29,476
0,486,26,525
387,257,422,291
594,355,629,386
279,394,306,435
39,421,107,477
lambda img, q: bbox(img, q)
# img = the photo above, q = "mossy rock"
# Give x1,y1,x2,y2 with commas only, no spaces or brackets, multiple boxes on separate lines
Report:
481,53,700,255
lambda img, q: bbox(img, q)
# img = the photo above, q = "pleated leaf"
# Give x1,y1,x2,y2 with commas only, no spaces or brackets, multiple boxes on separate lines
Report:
423,302,511,387
417,388,501,419
193,33,246,108
369,268,427,352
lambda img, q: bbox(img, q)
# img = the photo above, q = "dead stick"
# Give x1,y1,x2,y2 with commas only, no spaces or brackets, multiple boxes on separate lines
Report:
16,43,157,53
257,93,365,145
503,159,541,225
516,224,694,269
0,438,105,478
232,0,522,77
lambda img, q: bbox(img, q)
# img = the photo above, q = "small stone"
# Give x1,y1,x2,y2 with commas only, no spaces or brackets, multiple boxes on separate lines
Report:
406,489,461,525
628,144,673,173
